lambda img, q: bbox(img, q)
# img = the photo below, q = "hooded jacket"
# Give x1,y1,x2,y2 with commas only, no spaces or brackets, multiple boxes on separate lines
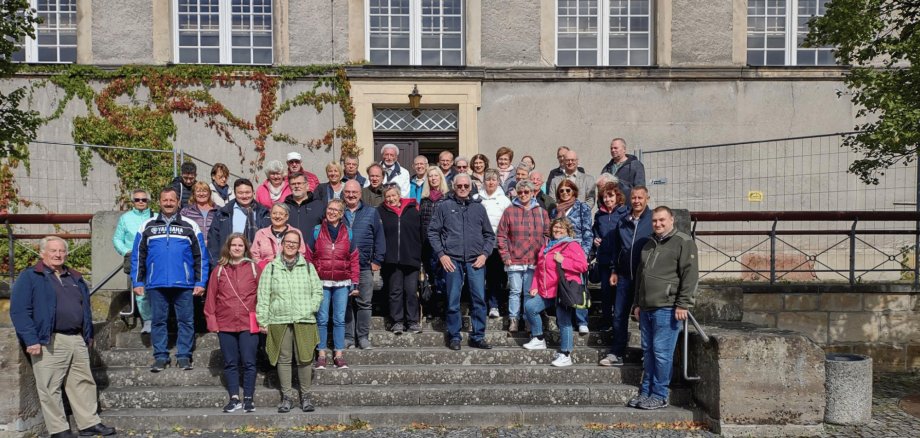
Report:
427,192,496,263
131,212,210,289
11,262,94,346
113,207,154,255
477,186,511,233
532,239,589,299
551,200,594,257
204,260,259,332
250,226,306,264
496,198,550,266
601,154,646,198
256,255,323,325
634,229,699,310
378,198,422,267
170,176,195,206
207,200,271,266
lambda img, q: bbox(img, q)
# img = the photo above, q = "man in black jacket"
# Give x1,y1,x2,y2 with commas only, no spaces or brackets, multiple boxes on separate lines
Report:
427,174,496,351
284,173,326,237
170,162,197,205
601,138,646,200
207,178,270,265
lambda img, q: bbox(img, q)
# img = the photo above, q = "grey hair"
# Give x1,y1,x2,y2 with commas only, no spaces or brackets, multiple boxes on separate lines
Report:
383,184,402,197
39,236,68,254
271,202,290,215
264,160,286,177
380,143,400,155
515,162,531,172
597,172,618,185
454,156,469,166
483,168,500,181
515,179,536,193
132,188,149,197
452,173,472,187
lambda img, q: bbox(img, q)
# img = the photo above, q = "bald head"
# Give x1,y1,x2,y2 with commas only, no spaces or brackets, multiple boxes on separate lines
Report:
343,179,363,209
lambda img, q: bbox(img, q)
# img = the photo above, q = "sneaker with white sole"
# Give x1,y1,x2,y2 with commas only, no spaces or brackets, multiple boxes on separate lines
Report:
488,308,500,318
140,320,152,334
598,353,623,367
578,325,589,335
551,353,573,367
222,396,242,413
627,394,649,408
637,396,669,410
243,397,255,412
522,337,546,350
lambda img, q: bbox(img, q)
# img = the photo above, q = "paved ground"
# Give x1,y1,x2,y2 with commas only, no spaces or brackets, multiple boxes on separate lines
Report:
114,372,920,437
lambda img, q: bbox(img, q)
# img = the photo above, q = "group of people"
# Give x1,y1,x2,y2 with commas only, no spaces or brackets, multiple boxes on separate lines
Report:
10,138,699,436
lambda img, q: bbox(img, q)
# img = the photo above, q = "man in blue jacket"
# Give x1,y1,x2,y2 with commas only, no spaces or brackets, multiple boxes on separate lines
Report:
600,185,652,367
131,187,210,372
428,174,496,351
342,180,386,349
11,236,116,438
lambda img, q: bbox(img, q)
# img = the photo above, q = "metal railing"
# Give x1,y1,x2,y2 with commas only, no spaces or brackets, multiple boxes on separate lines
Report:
682,311,709,382
690,211,920,287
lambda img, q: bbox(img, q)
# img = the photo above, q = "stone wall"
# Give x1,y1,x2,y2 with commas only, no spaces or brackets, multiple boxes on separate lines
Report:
0,328,43,437
739,284,920,371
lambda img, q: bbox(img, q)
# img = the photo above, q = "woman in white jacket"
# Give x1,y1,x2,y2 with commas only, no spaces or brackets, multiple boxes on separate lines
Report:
479,169,511,320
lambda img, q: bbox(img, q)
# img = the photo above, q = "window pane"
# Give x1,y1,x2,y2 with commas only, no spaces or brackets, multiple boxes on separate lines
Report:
179,48,199,63
629,49,648,66
747,35,764,49
747,50,764,66
796,50,815,65
579,34,597,49
559,34,578,49
200,33,219,47
421,34,440,49
630,33,648,49
38,47,58,62
232,35,250,47
369,50,389,64
421,50,440,65
392,35,410,49
765,50,784,65
201,48,220,63
252,34,272,47
577,50,597,66
558,50,577,66
442,50,462,65
609,50,628,66
253,48,272,64
232,48,251,64
391,49,410,65
369,35,389,49
817,49,835,65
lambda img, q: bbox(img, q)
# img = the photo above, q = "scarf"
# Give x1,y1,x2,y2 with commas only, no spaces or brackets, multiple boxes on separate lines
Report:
268,183,284,202
428,188,443,202
543,236,575,254
282,255,298,271
554,197,576,217
213,182,230,201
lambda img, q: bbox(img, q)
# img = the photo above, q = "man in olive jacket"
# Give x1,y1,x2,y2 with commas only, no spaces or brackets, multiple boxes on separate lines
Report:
628,206,698,411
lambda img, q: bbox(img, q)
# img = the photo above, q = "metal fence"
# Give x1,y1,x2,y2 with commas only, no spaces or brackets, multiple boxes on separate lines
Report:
641,133,919,284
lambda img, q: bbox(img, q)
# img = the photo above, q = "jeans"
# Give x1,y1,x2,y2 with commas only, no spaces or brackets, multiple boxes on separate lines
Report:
345,269,374,344
506,268,534,320
523,296,574,353
485,249,507,311
384,264,420,325
610,276,635,357
444,259,486,342
639,307,682,400
217,331,259,398
148,287,194,361
317,286,349,352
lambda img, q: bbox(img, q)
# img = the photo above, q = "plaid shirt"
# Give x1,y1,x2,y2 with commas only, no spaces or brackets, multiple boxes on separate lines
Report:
496,198,551,266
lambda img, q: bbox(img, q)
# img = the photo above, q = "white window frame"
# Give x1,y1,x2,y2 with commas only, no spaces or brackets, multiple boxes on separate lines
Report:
747,0,834,66
14,0,77,64
365,0,465,66
554,0,654,67
172,0,274,65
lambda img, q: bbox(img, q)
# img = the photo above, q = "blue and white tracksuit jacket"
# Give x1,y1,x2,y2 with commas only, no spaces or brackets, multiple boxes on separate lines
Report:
131,213,210,290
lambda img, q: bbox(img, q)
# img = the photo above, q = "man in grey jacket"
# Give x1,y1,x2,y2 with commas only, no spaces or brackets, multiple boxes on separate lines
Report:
627,206,698,411
547,149,596,209
428,174,496,351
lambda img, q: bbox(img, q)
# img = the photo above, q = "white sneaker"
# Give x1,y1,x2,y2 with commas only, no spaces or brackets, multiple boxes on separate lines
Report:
522,337,547,350
488,308,500,318
578,325,589,335
141,320,152,334
551,353,573,367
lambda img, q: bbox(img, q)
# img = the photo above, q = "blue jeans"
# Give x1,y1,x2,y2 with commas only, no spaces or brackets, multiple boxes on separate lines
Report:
523,296,574,353
444,259,486,342
217,331,259,398
638,307,682,400
611,276,635,356
506,268,534,320
147,287,194,361
317,286,349,352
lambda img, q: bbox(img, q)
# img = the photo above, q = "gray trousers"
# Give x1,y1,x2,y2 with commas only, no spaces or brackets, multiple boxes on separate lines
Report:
345,269,374,344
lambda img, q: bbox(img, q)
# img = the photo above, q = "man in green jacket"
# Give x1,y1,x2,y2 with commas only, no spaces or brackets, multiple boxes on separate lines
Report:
628,206,699,411
112,189,155,332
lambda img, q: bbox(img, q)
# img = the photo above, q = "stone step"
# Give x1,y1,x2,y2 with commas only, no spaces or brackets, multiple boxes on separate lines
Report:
113,327,640,350
95,364,643,388
95,346,642,368
98,383,650,409
99,405,696,430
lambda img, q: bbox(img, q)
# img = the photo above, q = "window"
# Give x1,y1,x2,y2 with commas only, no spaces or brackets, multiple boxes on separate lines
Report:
12,0,77,63
747,0,834,66
174,0,273,64
556,0,653,67
366,0,464,66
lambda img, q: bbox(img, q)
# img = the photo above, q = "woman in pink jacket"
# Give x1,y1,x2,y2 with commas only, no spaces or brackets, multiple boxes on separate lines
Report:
204,233,260,413
521,218,589,367
250,203,306,268
255,160,292,209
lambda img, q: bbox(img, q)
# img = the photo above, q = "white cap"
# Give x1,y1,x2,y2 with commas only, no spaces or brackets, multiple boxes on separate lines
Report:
287,152,302,161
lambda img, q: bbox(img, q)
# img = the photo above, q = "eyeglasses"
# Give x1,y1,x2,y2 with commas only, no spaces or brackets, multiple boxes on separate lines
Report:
518,190,532,195
559,188,573,194
564,159,578,163
290,181,306,186
327,208,343,213
282,241,300,247
455,184,471,189
287,160,301,164
133,198,149,203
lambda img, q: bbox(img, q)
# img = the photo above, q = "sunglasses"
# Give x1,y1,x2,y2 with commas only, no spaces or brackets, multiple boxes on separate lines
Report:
455,184,471,189
133,198,149,203
518,190,532,194
559,188,573,193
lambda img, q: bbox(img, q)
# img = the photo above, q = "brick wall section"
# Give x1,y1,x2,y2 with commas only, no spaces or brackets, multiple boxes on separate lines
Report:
738,284,920,371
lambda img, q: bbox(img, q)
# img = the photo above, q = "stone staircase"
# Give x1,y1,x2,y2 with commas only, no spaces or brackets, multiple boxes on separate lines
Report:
90,315,699,432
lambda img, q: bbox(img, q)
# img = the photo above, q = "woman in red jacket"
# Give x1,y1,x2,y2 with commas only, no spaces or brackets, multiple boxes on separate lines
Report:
305,199,360,370
204,233,260,413
521,218,589,367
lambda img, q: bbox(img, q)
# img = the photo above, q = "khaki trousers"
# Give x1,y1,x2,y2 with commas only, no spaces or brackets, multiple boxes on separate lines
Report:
275,325,312,400
31,334,101,434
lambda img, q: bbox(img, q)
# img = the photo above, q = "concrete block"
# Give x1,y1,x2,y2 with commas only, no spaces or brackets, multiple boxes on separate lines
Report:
742,311,776,328
688,322,826,433
828,312,880,343
863,294,912,311
696,286,743,322
819,293,863,311
0,328,43,436
784,294,818,311
777,312,828,344
825,353,872,425
744,293,783,312
879,311,920,343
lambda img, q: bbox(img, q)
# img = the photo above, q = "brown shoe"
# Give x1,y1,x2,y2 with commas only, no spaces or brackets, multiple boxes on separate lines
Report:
508,319,519,332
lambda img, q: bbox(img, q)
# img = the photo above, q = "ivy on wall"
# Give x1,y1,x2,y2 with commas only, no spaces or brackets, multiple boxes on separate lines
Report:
2,64,357,209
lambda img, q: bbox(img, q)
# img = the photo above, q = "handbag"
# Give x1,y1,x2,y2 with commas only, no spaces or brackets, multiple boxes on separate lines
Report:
418,268,434,302
587,260,601,284
555,253,590,310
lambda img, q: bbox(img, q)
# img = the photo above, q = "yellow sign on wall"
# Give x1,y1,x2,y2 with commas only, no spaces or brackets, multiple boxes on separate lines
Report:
747,191,764,202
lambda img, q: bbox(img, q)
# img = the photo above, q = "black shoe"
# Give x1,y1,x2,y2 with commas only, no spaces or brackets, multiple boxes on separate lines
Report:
301,398,315,412
150,358,169,372
223,396,242,413
50,431,75,438
243,397,255,413
469,339,492,350
79,423,116,436
448,339,461,351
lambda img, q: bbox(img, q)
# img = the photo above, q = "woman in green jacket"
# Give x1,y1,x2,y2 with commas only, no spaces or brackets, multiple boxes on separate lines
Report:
256,229,324,414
